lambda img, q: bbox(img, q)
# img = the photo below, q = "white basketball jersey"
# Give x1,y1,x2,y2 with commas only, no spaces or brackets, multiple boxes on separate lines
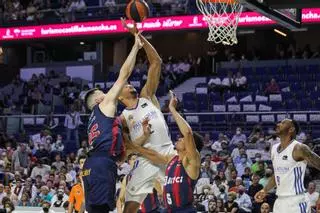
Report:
122,98,172,152
271,139,307,196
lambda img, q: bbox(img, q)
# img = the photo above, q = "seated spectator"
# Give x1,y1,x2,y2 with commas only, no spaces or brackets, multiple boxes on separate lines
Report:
235,154,252,177
251,153,267,174
201,133,213,156
208,73,222,91
259,168,273,187
207,199,217,213
35,144,50,159
248,174,263,199
43,112,58,130
236,185,252,212
51,135,65,154
30,160,50,181
260,202,271,213
221,71,235,90
40,200,55,213
229,177,243,193
264,78,280,94
211,133,227,152
51,187,68,208
3,200,15,213
230,127,247,147
234,71,247,90
77,139,88,157
52,154,65,172
217,184,228,203
305,182,319,210
201,154,217,178
17,193,32,206
241,167,252,189
216,198,227,212
225,192,239,213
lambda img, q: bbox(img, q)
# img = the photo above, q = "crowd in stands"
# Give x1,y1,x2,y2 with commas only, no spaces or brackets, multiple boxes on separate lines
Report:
0,119,319,212
0,0,191,24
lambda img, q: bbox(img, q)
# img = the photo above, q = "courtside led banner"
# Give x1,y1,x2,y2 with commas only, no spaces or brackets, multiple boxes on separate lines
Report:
0,8,319,41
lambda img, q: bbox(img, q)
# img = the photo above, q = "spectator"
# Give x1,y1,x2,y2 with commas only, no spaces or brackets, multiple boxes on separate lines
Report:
40,186,53,203
235,154,252,177
226,192,239,213
305,182,319,210
236,185,252,212
11,143,29,174
216,198,227,212
3,200,15,213
17,193,32,206
201,154,217,178
0,184,5,206
64,105,82,147
211,133,227,152
222,71,235,89
51,135,65,154
208,73,222,91
264,78,280,94
207,199,217,213
251,154,266,174
217,184,228,203
242,167,252,189
52,154,65,172
234,71,247,90
77,139,88,157
51,187,68,208
229,177,243,193
35,144,50,160
259,168,273,187
260,202,271,213
43,112,58,130
26,1,37,21
230,128,247,146
201,133,213,156
40,200,55,213
30,160,50,181
248,174,263,198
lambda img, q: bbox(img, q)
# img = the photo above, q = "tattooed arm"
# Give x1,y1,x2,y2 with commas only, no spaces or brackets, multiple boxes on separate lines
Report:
293,143,320,170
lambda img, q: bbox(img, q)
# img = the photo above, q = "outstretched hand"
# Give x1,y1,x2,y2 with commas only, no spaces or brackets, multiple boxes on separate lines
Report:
169,90,178,111
121,17,139,35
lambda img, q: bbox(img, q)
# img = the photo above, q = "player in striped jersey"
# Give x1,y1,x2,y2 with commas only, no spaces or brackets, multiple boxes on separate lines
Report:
126,91,203,213
255,119,320,213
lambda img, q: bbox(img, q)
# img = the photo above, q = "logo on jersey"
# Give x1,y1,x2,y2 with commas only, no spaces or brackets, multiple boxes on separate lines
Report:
88,123,101,145
128,115,136,127
164,176,184,185
141,103,148,108
282,155,288,160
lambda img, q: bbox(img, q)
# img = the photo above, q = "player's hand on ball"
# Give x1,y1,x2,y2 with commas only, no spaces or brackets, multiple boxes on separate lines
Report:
121,17,138,35
254,189,266,203
169,90,178,110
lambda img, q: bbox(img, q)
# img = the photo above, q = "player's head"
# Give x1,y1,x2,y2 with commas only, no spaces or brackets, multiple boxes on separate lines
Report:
127,153,137,168
260,202,270,213
118,84,138,104
84,88,105,111
175,132,204,153
276,119,300,139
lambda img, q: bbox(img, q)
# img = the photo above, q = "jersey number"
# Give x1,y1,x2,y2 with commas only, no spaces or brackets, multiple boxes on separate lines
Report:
166,193,172,205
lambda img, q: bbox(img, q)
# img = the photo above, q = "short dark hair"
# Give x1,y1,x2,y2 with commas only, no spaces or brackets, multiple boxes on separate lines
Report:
291,120,300,137
128,153,137,161
78,154,87,163
193,132,204,152
84,88,99,111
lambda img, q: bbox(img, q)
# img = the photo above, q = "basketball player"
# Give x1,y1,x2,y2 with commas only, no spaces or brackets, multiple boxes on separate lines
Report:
117,153,161,213
255,119,320,213
119,19,176,213
82,34,143,213
126,91,203,213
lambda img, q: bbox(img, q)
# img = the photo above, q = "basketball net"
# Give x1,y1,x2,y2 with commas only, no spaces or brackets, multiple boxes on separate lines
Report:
196,0,243,45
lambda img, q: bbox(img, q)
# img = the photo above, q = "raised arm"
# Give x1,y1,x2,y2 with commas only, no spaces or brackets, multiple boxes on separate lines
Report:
121,19,162,108
168,91,201,180
293,143,320,170
100,34,143,117
124,119,173,165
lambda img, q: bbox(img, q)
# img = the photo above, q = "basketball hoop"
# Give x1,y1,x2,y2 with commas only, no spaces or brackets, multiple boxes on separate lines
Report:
196,0,243,45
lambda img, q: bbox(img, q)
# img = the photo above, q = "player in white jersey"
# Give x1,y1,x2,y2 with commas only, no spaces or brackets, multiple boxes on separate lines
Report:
119,20,176,213
255,119,320,213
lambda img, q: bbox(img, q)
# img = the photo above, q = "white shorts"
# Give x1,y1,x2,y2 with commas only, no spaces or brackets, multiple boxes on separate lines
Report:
125,144,176,203
273,194,311,213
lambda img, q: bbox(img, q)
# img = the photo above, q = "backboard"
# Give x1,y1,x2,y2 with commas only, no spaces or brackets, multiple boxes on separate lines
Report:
240,0,320,30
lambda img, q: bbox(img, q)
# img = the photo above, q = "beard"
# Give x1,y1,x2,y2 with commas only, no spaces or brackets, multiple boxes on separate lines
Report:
130,90,138,98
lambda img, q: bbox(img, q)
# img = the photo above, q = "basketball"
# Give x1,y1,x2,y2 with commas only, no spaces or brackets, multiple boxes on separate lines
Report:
125,0,150,22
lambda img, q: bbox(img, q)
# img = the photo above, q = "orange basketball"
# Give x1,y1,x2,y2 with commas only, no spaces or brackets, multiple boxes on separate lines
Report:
125,0,150,22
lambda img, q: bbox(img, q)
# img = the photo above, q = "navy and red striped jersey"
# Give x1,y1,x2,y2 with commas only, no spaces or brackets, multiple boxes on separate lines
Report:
87,105,124,160
163,156,196,210
138,188,159,213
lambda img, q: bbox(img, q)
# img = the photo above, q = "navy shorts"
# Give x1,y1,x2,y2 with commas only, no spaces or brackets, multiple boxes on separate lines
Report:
82,153,117,211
